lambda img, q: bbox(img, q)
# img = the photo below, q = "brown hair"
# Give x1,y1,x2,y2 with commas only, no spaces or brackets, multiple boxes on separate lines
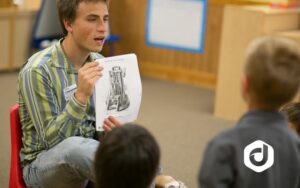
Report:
56,0,110,35
280,102,300,135
94,123,160,188
244,37,300,109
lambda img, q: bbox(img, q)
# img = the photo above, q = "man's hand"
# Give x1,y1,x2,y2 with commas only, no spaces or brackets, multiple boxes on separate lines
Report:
155,175,175,188
75,62,103,105
103,116,121,133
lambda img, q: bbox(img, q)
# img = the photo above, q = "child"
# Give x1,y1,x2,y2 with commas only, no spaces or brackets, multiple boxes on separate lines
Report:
280,102,300,136
199,37,300,188
94,123,186,188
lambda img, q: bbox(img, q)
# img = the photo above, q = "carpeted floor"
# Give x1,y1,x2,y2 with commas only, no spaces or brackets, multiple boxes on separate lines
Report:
0,72,234,188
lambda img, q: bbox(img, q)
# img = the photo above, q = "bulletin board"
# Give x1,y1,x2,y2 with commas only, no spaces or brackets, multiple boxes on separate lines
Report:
145,0,207,53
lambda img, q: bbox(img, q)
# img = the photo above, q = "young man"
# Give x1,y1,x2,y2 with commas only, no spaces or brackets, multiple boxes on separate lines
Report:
94,123,161,188
199,37,300,188
18,0,120,187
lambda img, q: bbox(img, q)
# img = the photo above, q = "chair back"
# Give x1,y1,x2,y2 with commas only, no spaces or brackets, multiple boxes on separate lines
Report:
9,104,26,188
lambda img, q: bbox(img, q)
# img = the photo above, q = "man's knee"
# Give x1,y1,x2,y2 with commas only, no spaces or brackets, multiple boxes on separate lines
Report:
62,137,98,165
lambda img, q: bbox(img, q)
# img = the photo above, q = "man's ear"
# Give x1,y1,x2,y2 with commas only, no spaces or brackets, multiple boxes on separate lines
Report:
63,19,72,33
241,74,250,102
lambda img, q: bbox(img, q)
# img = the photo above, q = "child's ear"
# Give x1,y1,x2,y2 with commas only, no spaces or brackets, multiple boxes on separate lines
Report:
241,74,250,102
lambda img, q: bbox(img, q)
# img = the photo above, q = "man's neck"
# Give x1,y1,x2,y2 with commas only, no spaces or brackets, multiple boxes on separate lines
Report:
61,36,90,70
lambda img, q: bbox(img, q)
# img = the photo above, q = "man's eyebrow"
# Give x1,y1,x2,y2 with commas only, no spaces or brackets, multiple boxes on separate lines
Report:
86,14,109,18
86,14,99,18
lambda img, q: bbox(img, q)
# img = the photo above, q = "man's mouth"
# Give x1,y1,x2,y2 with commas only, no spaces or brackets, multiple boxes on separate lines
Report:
94,37,105,45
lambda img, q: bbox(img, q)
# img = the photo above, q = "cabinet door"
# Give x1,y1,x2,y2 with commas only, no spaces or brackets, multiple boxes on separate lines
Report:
12,12,35,69
0,16,10,70
0,0,11,8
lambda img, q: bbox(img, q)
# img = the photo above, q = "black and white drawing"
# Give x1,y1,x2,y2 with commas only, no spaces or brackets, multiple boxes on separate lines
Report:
95,54,142,131
106,66,130,112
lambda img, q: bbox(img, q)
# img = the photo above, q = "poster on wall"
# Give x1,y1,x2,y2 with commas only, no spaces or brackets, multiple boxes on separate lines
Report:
146,0,207,53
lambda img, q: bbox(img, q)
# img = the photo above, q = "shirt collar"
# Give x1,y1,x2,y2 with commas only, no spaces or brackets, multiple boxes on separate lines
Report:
51,38,96,74
237,109,288,128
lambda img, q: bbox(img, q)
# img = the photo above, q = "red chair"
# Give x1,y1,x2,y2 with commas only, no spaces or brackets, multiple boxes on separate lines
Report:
9,104,26,188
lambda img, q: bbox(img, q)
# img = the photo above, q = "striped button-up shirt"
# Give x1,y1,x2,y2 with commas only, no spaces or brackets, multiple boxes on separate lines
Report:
18,40,103,166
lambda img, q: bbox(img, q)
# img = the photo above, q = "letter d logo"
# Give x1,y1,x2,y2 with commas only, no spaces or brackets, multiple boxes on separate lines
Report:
244,140,274,173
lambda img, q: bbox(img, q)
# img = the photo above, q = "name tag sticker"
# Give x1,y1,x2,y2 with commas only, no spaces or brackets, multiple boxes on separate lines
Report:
63,84,77,101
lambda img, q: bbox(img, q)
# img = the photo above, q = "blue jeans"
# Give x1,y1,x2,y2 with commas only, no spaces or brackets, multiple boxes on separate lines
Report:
22,136,99,188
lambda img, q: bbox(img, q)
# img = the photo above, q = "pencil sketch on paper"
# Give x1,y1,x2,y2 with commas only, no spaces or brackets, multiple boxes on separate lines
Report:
95,53,141,131
106,66,130,112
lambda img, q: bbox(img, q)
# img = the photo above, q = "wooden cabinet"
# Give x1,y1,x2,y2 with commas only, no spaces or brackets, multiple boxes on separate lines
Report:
0,0,11,8
0,13,10,70
214,5,300,121
0,7,37,71
12,10,36,69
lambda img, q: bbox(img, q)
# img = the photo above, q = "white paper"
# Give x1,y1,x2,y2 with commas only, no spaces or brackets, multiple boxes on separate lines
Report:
95,54,142,131
146,0,207,52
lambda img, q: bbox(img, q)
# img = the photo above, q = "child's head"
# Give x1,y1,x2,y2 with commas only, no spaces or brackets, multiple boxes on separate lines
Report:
94,123,160,188
243,37,300,109
280,102,300,136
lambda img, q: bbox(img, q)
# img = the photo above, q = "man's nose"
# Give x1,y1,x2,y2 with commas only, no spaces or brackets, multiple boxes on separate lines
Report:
97,20,108,33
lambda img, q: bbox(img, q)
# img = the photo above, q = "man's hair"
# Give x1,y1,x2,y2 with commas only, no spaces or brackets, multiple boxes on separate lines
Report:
280,102,300,135
56,0,109,35
244,37,300,109
94,123,160,188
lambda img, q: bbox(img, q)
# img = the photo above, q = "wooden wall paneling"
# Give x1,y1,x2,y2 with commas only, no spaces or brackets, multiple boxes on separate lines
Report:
109,0,223,89
202,4,224,74
214,6,266,121
186,53,193,70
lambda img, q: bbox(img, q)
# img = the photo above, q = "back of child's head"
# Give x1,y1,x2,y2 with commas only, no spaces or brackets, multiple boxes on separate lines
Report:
280,102,300,135
244,37,300,109
94,123,160,188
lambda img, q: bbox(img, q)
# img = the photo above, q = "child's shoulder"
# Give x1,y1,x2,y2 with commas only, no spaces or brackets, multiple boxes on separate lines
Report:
209,127,239,146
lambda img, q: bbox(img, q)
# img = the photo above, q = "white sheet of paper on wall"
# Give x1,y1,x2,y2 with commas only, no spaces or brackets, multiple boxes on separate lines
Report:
146,0,207,53
95,54,142,131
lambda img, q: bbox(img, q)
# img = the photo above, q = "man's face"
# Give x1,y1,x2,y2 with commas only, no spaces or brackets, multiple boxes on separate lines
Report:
67,1,109,53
